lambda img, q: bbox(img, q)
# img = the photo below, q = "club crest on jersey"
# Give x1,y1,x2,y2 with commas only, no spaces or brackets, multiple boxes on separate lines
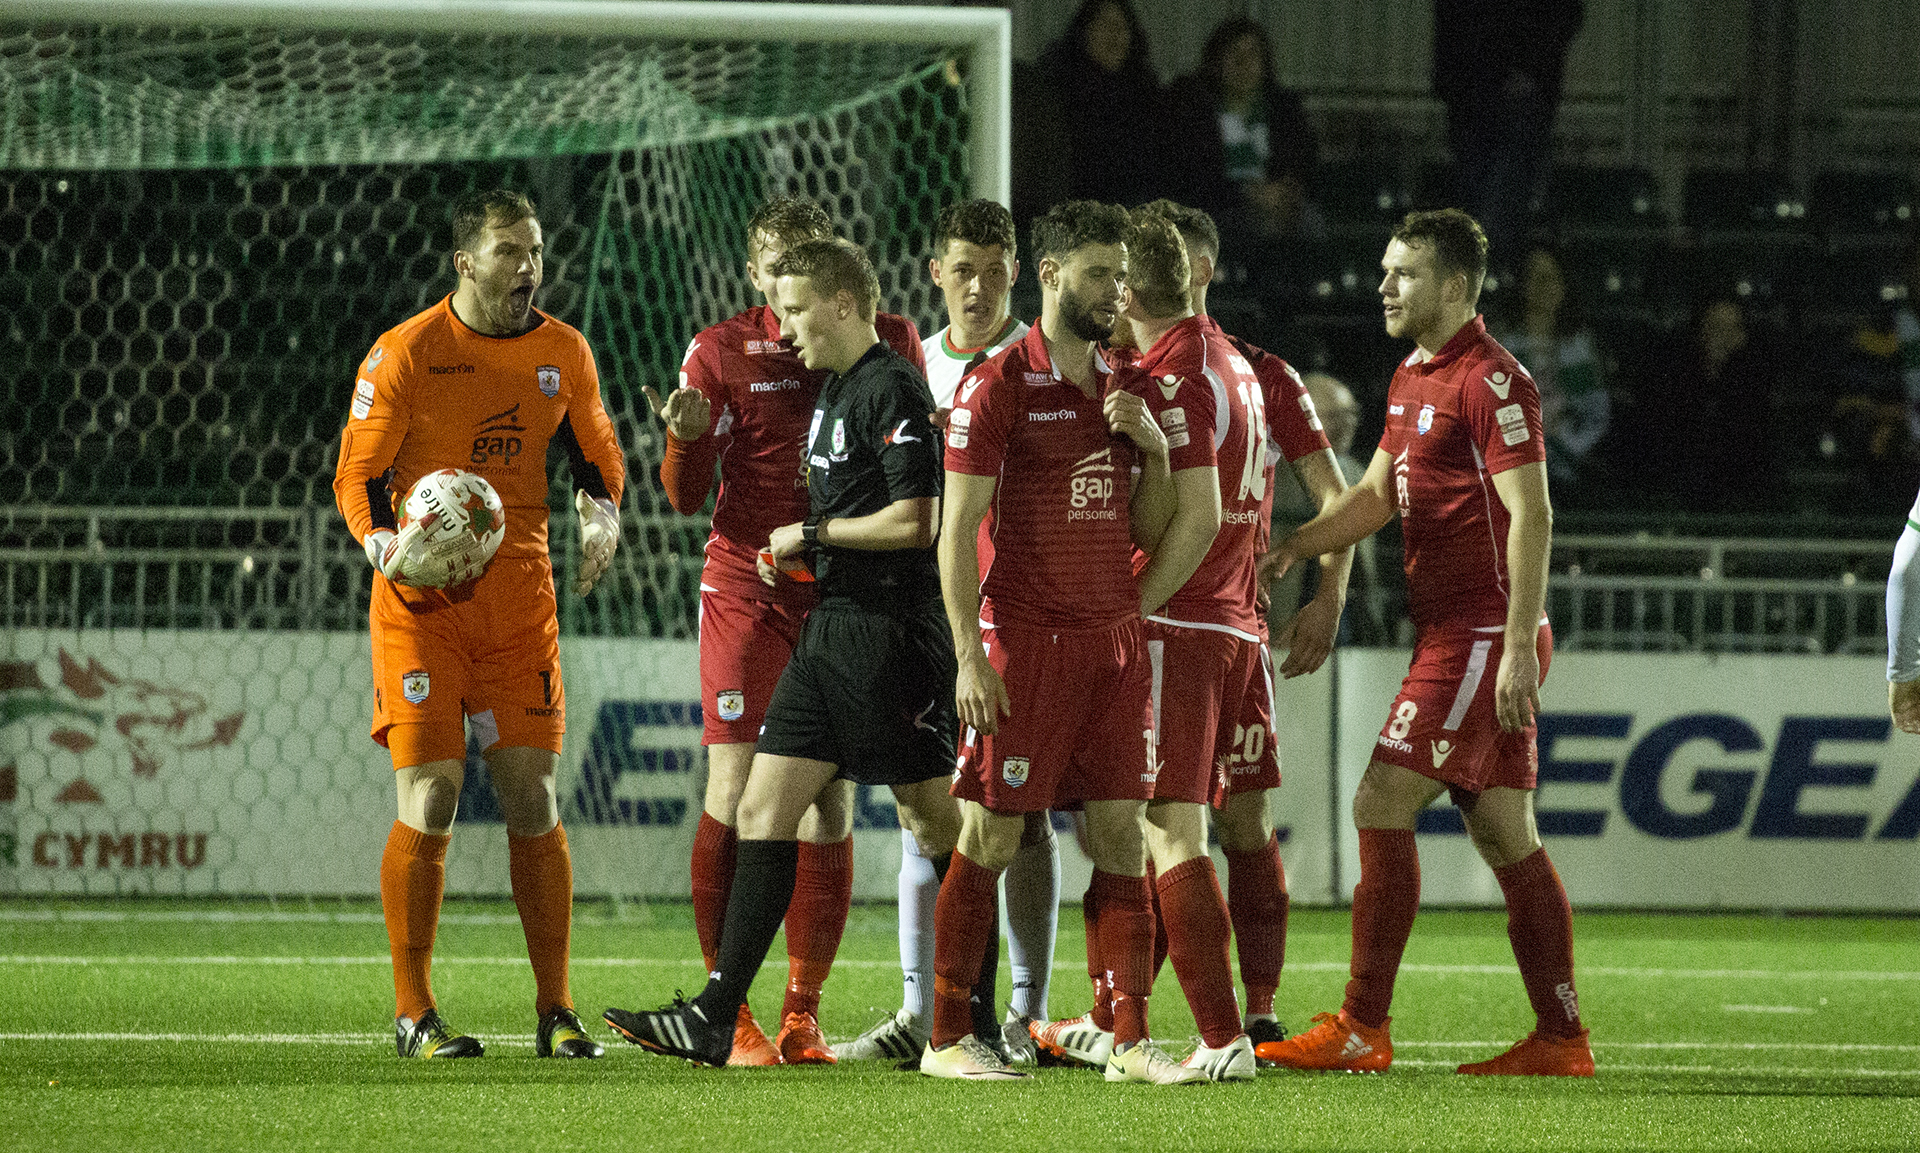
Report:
1001,756,1030,788
536,364,561,398
1417,403,1436,435
716,690,745,722
831,418,846,455
401,669,430,705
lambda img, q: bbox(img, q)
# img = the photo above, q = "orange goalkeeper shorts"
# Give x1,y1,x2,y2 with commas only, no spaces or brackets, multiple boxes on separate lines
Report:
369,556,564,769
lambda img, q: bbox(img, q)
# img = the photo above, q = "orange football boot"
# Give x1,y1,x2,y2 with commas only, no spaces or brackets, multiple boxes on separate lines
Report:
726,1004,782,1067
773,1010,837,1065
1457,1029,1594,1076
1254,1010,1392,1072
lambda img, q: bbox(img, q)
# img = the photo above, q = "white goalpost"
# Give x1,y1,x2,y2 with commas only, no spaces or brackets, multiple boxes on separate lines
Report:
0,0,1009,900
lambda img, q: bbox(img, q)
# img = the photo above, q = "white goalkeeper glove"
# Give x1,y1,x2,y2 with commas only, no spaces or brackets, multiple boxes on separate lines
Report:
575,489,620,596
364,529,396,573
365,525,486,589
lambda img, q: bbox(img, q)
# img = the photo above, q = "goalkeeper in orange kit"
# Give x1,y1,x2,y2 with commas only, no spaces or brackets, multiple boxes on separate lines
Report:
332,188,626,1059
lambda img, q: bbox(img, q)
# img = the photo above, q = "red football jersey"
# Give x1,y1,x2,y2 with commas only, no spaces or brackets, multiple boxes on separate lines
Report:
1379,316,1546,629
945,324,1140,631
1225,327,1333,636
1226,325,1331,467
1128,315,1264,637
665,305,923,601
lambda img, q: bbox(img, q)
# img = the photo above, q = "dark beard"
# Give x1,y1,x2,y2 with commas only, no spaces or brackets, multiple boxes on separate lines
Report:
1058,287,1114,343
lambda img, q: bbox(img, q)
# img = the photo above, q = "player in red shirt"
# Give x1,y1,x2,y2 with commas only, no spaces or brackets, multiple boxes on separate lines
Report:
1260,209,1592,1077
926,200,1217,1085
644,196,926,1065
1140,199,1352,1060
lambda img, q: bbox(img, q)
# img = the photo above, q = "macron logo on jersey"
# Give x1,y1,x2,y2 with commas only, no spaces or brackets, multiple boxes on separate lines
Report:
1157,375,1181,402
959,376,982,404
884,419,921,446
1485,371,1513,400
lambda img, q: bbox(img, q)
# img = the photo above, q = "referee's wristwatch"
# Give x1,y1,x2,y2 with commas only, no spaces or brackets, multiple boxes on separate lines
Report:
801,514,827,549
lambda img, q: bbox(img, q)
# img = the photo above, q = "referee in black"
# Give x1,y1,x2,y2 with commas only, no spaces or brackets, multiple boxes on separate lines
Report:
605,238,1017,1074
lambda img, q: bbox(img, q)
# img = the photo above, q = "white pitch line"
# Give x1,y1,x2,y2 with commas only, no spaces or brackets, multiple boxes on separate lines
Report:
6,955,1919,983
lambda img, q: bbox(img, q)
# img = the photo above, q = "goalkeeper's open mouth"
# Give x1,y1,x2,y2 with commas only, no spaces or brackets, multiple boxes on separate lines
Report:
508,283,535,310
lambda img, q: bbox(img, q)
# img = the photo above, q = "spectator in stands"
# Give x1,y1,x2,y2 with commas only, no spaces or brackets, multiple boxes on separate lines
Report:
1032,0,1172,210
1490,246,1611,505
1634,295,1780,515
1270,371,1387,644
1433,0,1585,255
1166,17,1320,247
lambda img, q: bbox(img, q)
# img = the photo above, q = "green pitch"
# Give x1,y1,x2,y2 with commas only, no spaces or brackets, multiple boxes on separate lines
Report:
2,900,1916,1151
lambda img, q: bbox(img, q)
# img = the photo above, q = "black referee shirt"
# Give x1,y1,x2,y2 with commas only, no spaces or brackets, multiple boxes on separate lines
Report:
802,340,942,602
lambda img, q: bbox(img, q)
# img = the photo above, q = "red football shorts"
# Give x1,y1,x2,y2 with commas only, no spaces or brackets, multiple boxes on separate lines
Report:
1144,621,1279,807
698,587,809,745
954,618,1156,814
1370,621,1554,793
370,557,564,769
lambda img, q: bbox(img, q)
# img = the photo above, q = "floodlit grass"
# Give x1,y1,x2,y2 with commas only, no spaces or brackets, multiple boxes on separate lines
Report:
3,901,1917,1151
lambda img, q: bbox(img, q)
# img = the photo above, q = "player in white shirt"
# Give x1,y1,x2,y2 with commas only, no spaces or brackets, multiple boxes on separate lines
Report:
1889,489,1920,733
836,199,1057,1065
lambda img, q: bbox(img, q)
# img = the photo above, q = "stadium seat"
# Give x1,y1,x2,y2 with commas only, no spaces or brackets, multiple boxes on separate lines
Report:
1313,159,1411,237
1542,164,1662,232
1683,168,1807,234
1810,169,1917,240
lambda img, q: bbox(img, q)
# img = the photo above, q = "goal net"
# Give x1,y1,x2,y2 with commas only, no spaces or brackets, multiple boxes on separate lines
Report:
0,0,1004,897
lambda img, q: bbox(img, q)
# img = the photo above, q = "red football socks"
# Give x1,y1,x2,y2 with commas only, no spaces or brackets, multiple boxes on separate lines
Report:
1082,883,1115,1030
380,820,448,1021
1224,833,1289,1017
689,812,736,973
1090,869,1153,1047
508,822,574,1016
1494,848,1584,1037
1157,856,1243,1048
930,851,1001,1048
1342,827,1421,1029
783,834,852,1020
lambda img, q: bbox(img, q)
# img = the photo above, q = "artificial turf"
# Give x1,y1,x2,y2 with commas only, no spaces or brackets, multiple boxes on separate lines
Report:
3,900,1915,1151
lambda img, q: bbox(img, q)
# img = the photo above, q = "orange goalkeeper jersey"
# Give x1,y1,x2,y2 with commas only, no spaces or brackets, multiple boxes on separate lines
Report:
333,295,626,562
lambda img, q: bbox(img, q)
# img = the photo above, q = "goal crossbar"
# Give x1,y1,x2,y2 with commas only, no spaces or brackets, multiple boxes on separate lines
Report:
16,0,1011,202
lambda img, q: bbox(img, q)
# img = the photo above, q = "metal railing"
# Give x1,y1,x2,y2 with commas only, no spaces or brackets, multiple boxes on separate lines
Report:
1,510,1901,656
1548,534,1894,654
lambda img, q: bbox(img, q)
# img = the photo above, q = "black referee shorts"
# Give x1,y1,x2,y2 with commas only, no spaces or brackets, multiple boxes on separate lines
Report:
756,598,958,787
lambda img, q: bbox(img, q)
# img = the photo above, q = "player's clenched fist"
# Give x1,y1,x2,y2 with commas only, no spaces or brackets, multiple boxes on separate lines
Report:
643,382,713,443
1103,388,1166,459
955,653,1012,736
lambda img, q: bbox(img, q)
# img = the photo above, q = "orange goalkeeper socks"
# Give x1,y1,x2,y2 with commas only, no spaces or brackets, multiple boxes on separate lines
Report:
381,819,448,1021
509,822,575,1016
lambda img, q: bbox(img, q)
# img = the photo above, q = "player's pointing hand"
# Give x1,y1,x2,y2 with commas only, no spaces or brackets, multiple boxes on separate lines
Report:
1103,389,1167,460
643,381,712,443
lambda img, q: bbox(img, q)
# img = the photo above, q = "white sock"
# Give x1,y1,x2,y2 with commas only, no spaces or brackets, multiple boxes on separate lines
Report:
898,826,939,1021
999,822,1060,1021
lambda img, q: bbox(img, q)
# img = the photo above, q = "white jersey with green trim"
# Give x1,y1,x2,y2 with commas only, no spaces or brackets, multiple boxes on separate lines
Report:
1888,488,1920,682
922,317,1029,411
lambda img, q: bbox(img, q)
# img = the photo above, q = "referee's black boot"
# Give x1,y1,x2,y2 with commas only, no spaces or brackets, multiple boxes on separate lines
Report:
604,992,731,1067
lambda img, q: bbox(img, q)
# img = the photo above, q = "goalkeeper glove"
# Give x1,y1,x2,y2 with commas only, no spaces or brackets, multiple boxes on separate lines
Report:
575,490,619,596
364,529,397,573
365,525,486,589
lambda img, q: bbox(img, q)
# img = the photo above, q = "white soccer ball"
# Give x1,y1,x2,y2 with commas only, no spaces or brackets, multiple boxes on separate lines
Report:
386,468,506,587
